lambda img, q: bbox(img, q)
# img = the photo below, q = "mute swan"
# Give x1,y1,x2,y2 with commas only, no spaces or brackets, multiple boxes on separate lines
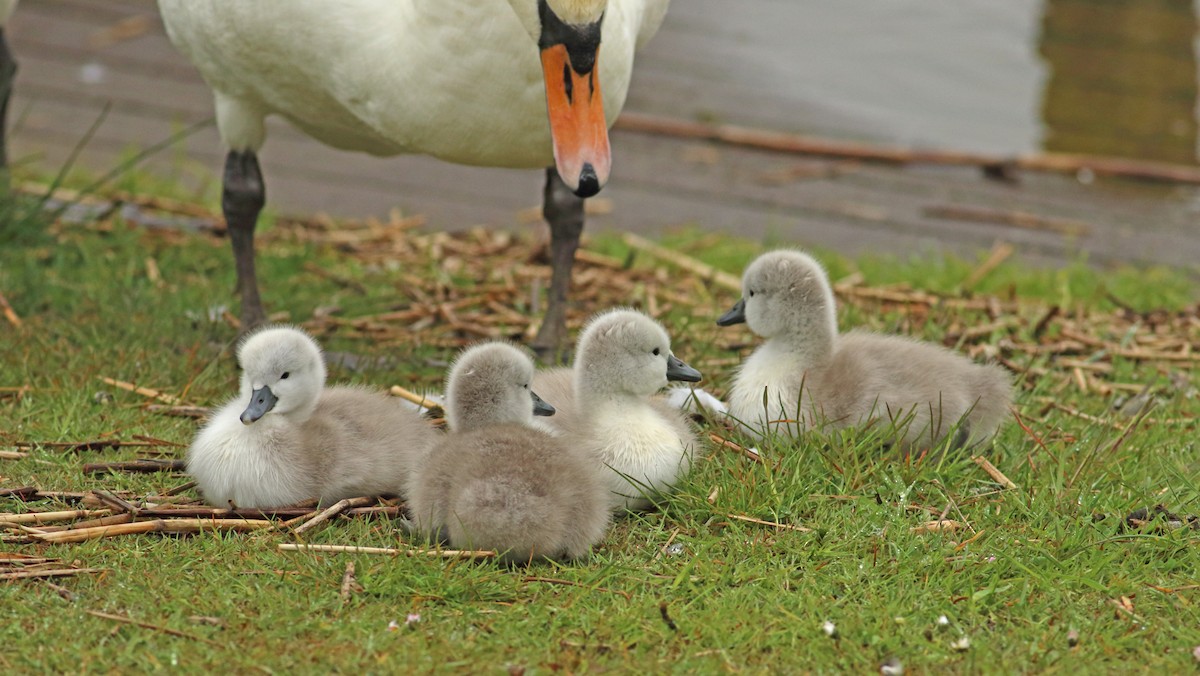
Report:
157,0,670,354
408,342,610,564
187,325,438,509
718,250,1013,449
533,308,701,511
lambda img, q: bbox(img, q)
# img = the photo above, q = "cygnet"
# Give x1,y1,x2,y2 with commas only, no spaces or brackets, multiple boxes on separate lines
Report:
408,342,610,564
187,326,437,508
534,309,702,511
718,250,1012,449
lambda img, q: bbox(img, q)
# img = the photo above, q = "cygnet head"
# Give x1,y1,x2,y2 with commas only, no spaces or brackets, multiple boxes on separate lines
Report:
575,309,702,398
717,250,838,343
445,342,555,433
236,326,327,425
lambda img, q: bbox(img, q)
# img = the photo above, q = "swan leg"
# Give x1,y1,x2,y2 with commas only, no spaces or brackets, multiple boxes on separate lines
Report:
222,150,267,330
0,26,16,187
532,167,585,362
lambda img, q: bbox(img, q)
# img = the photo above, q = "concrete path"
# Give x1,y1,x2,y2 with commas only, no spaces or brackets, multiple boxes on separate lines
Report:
9,0,1200,269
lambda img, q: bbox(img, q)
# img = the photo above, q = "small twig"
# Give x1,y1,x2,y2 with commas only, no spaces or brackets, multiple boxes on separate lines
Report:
1032,305,1061,338
961,242,1014,291
93,490,140,516
726,514,812,533
0,509,111,525
925,205,1091,237
622,232,741,292
708,433,761,464
83,459,186,475
144,405,210,419
971,456,1017,490
387,385,442,411
131,434,186,448
85,610,219,645
523,576,632,600
658,601,679,632
98,377,182,405
290,497,375,535
277,543,496,559
44,580,79,602
31,518,273,544
164,480,198,497
138,506,316,520
0,568,105,581
910,520,964,533
0,290,21,328
339,561,359,604
46,513,136,533
0,451,27,460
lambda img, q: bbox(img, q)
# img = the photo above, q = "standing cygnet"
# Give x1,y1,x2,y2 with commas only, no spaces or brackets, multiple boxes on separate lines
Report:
717,250,1013,449
533,309,703,511
187,326,438,509
408,342,610,565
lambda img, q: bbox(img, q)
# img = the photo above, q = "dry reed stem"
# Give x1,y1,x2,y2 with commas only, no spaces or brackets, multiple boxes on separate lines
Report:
388,385,442,410
708,433,762,464
85,610,220,645
98,376,183,405
290,497,376,535
0,509,112,525
31,518,274,544
726,514,812,532
523,576,632,599
971,456,1018,490
911,520,965,533
622,232,741,292
0,568,105,581
277,543,496,559
0,290,21,328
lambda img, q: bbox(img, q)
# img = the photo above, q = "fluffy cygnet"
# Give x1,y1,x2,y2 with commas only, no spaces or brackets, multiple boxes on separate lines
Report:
533,309,702,511
718,250,1013,449
408,342,610,564
187,326,437,508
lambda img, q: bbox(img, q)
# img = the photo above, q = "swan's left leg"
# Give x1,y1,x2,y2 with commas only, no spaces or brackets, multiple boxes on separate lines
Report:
222,149,267,330
532,167,585,363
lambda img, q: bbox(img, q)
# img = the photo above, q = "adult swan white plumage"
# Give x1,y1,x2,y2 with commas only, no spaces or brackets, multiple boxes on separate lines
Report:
157,0,669,354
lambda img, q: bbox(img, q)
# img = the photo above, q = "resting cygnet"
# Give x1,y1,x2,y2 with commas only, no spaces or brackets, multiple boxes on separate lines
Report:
187,326,438,509
408,342,610,564
718,250,1013,449
534,309,703,511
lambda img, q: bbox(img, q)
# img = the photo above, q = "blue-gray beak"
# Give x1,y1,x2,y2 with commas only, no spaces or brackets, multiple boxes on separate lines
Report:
716,298,746,326
240,386,278,424
666,354,702,383
531,390,556,417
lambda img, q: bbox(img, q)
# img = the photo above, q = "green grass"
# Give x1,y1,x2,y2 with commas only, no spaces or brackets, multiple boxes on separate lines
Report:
2,185,1200,673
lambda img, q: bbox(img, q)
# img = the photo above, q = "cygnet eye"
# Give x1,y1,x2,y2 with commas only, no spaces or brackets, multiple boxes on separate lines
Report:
281,372,290,380
748,290,755,297
652,347,661,356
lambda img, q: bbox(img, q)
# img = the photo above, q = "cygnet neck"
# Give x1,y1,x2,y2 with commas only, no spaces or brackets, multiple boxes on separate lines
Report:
773,316,837,365
577,370,647,408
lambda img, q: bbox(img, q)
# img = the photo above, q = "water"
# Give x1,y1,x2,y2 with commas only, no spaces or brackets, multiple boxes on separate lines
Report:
650,0,1199,164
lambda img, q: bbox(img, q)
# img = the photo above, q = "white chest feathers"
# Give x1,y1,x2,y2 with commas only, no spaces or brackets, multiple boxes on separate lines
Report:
727,341,811,439
585,401,694,511
185,401,313,509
